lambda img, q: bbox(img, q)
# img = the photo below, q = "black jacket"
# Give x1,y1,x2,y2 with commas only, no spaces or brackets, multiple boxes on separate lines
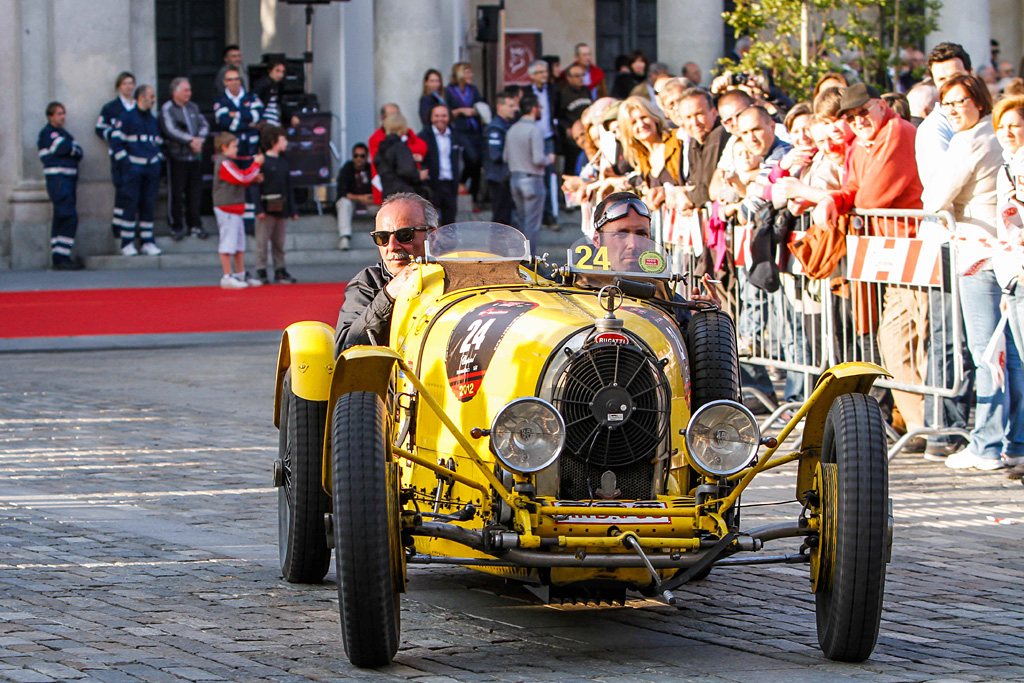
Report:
334,263,394,356
253,155,296,217
419,126,471,194
375,134,421,198
686,123,729,207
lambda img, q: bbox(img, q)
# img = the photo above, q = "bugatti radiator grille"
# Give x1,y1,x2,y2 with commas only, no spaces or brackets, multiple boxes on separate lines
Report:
552,342,670,499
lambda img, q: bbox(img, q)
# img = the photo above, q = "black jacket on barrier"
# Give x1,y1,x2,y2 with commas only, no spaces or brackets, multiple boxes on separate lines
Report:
334,263,394,357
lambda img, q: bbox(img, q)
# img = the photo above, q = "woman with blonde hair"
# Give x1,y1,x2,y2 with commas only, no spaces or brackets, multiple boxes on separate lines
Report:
615,96,681,209
445,62,484,207
375,113,425,199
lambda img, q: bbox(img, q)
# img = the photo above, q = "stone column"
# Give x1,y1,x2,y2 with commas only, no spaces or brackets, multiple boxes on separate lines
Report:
658,0,724,87
926,0,991,72
374,0,447,128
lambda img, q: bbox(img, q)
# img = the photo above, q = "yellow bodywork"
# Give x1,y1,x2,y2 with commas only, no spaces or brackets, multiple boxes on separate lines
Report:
273,321,335,428
293,260,889,593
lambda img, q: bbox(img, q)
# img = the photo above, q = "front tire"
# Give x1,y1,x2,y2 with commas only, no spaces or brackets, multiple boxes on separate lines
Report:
277,371,331,583
687,309,741,409
815,393,888,662
332,391,402,668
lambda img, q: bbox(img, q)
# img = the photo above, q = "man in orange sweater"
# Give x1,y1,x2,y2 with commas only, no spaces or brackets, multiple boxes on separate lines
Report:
813,83,927,437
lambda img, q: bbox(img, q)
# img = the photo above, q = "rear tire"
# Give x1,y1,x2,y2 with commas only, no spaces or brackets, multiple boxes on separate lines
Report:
687,309,741,409
277,371,331,583
332,391,401,667
815,393,888,662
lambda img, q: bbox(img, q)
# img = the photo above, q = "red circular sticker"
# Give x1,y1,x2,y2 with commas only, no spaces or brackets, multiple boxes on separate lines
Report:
313,126,327,135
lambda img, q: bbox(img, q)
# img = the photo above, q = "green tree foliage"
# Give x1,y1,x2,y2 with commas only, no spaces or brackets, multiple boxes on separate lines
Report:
722,1,941,101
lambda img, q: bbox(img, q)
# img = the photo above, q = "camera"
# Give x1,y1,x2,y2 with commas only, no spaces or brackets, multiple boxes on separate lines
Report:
730,72,750,86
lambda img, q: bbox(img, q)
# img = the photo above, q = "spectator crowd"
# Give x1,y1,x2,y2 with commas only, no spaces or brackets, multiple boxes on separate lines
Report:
34,37,1024,475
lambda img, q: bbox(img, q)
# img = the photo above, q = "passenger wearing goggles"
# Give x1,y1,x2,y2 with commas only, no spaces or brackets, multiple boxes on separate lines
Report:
589,192,721,324
334,193,439,355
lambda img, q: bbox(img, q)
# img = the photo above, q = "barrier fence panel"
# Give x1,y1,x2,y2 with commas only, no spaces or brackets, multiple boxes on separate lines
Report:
661,208,828,432
831,209,970,459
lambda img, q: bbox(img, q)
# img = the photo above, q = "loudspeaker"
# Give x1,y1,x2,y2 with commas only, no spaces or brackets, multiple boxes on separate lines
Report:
476,5,500,43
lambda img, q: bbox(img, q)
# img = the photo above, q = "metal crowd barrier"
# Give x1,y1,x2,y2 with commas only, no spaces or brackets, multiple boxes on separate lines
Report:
662,209,827,433
832,208,971,459
657,206,973,459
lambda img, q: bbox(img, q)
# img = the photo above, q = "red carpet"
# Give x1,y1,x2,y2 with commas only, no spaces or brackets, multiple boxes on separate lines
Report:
0,283,347,338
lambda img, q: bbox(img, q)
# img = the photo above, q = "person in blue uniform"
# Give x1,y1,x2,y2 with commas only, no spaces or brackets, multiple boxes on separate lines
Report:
215,68,263,234
95,72,135,240
38,102,84,270
110,85,164,256
484,91,519,225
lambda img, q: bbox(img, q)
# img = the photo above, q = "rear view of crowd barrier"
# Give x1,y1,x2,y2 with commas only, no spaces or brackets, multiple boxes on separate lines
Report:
653,206,972,459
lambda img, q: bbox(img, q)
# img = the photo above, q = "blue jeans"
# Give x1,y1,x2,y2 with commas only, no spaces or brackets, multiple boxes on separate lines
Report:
510,173,545,256
542,137,557,219
924,285,973,444
959,271,1024,459
1003,278,1024,457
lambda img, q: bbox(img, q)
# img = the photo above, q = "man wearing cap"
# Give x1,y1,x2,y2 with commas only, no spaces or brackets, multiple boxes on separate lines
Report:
811,82,926,440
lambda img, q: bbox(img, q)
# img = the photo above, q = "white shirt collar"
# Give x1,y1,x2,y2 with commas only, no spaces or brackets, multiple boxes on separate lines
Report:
226,88,245,107
432,125,450,138
120,95,135,111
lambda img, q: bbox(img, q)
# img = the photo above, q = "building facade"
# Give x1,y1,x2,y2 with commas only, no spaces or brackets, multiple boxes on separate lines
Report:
0,0,1017,268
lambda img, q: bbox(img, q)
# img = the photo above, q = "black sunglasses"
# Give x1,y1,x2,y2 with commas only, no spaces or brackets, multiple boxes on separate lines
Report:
353,152,367,158
594,197,650,232
370,226,429,246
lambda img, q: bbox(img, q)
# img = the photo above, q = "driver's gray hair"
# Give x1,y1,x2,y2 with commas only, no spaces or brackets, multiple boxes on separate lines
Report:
380,193,439,228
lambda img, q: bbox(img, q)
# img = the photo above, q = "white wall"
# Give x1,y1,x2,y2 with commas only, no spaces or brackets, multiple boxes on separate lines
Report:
657,0,723,87
927,0,991,73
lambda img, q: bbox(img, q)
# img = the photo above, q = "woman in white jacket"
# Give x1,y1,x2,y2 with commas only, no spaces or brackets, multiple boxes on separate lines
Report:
925,74,1023,470
992,94,1024,478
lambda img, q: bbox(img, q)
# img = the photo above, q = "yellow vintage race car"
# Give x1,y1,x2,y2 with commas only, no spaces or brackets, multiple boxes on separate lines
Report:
271,222,893,667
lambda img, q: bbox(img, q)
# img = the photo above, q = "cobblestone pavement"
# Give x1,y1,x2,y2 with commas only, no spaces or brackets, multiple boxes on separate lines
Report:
0,343,1022,682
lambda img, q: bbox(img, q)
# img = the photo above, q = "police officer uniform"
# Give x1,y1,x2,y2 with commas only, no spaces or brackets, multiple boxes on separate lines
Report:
37,122,83,268
95,96,135,239
215,88,263,233
110,107,164,252
484,114,514,225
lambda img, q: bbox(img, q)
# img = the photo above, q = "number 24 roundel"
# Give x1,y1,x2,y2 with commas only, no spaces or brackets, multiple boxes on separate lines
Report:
445,301,538,402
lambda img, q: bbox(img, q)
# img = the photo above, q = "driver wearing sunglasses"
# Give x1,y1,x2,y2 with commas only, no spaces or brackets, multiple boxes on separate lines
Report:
335,193,439,355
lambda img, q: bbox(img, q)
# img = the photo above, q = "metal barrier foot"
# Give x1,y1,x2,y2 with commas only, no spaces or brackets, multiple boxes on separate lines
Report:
760,400,804,433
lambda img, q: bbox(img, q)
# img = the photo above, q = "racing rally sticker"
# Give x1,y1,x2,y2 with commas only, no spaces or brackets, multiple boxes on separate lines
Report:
445,301,538,402
637,250,666,273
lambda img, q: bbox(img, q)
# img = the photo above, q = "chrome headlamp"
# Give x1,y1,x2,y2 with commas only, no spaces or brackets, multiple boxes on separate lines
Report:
490,398,565,474
685,400,760,477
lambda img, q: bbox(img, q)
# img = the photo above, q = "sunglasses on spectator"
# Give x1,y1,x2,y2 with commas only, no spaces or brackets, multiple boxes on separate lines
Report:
594,197,650,232
940,96,972,111
353,153,367,158
370,226,430,246
843,102,875,122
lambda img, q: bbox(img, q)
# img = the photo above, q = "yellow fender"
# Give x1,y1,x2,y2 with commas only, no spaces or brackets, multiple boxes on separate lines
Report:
321,345,403,495
795,361,891,501
274,321,337,428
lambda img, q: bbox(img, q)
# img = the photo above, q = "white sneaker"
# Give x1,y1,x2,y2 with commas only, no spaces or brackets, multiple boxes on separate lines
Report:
945,449,1006,471
140,242,162,256
220,274,248,289
121,243,138,256
1002,454,1024,467
244,272,264,287
338,236,350,251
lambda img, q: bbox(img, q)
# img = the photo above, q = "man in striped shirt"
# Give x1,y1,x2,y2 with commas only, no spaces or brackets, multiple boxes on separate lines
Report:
37,101,83,270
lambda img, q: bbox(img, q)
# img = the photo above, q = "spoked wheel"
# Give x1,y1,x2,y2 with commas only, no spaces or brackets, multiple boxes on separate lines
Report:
277,370,331,583
332,391,404,668
812,393,889,662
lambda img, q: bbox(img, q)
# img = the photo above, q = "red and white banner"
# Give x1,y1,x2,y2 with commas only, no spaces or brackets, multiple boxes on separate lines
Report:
845,236,942,286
